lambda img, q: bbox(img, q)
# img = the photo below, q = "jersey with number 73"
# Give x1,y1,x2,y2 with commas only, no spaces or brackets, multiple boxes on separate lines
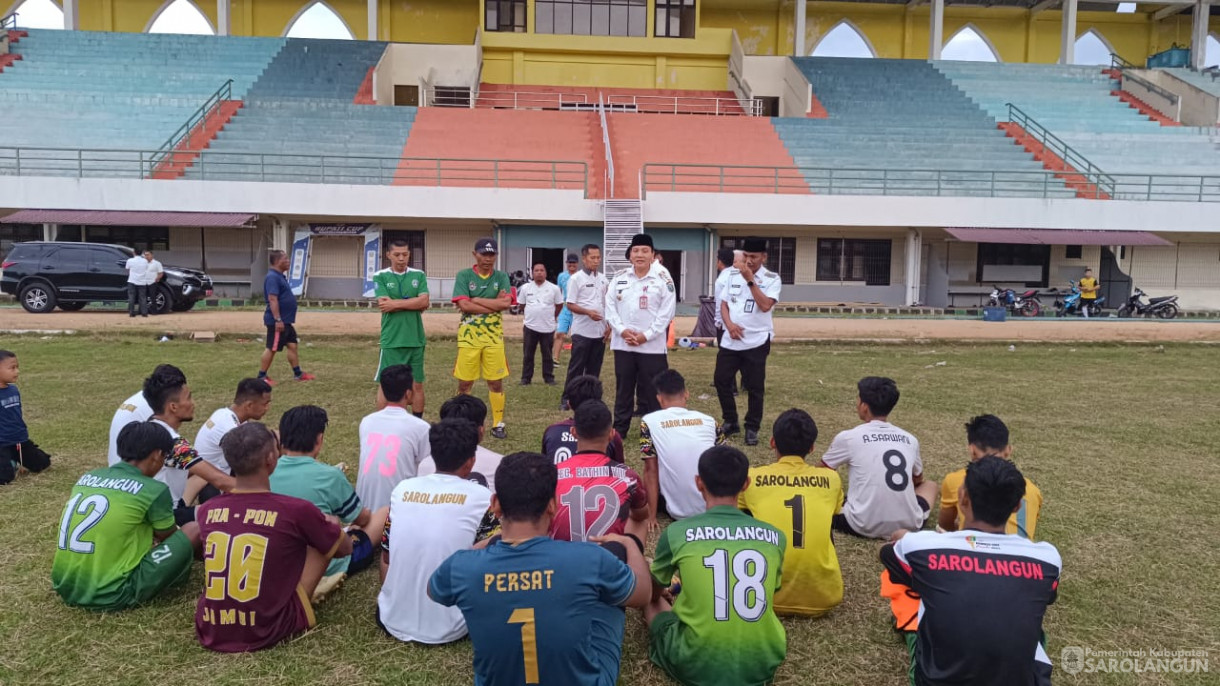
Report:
650,505,787,686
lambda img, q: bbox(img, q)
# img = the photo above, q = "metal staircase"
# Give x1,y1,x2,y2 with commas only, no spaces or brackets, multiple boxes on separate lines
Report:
602,198,641,276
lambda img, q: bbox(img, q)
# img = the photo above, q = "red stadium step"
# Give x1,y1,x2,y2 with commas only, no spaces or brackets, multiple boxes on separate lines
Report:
997,122,1111,199
353,66,375,105
1110,89,1181,127
0,52,20,73
6,30,27,43
807,89,829,119
150,101,243,180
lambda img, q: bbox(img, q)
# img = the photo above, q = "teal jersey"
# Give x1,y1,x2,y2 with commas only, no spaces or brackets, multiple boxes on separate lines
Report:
268,456,362,576
429,536,636,686
374,267,428,349
651,505,788,686
452,267,512,348
51,462,176,608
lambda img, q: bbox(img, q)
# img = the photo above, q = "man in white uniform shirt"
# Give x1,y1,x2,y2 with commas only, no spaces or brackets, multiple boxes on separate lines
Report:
820,376,938,539
378,418,497,644
640,370,724,528
715,237,781,447
562,244,609,410
358,365,432,511
417,394,503,493
516,263,564,386
194,378,273,474
108,363,181,465
124,249,150,317
604,233,676,438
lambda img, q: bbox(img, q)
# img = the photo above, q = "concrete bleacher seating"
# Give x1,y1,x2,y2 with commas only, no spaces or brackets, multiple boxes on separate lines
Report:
780,57,1076,198
1165,67,1220,99
475,83,751,115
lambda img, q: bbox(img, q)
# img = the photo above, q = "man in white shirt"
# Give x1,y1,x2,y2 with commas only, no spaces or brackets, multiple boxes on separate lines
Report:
516,263,564,386
107,364,171,466
417,394,503,493
820,377,938,539
640,370,724,528
562,244,609,410
712,248,741,394
378,418,498,644
125,250,150,317
604,233,676,438
716,237,782,447
358,364,432,511
186,378,272,504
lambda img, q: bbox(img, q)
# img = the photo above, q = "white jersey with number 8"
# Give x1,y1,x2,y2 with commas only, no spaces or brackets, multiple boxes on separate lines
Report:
821,420,924,538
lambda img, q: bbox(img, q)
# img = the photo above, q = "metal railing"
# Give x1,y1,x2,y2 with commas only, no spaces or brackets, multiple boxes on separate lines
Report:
149,79,232,170
1119,70,1182,121
475,90,589,109
598,93,615,198
1005,103,1117,196
0,146,589,196
604,93,762,116
1110,53,1138,71
638,163,1220,202
1,12,17,31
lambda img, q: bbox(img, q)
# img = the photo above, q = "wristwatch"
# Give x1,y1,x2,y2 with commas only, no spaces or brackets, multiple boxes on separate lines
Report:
746,281,755,287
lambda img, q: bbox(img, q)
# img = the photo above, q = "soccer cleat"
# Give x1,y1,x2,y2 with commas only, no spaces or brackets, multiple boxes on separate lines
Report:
552,357,561,365
745,430,759,446
261,377,277,387
491,424,508,440
311,572,347,603
296,372,316,381
722,422,741,437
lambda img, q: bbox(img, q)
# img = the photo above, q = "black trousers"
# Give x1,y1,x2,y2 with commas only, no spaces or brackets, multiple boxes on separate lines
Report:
127,283,148,316
613,351,667,437
521,327,555,383
715,339,771,432
0,440,52,484
563,334,606,402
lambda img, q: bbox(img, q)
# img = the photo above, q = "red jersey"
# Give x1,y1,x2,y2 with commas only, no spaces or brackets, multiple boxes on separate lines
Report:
195,491,345,652
549,451,647,542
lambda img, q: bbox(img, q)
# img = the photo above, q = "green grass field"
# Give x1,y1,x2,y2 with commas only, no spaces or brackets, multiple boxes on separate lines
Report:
1,332,1217,685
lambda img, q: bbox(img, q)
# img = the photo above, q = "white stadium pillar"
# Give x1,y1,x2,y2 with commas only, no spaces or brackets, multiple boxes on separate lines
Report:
62,0,79,30
1060,0,1078,65
1192,0,1211,69
794,0,807,56
929,0,945,59
368,0,379,41
905,229,923,306
217,0,231,36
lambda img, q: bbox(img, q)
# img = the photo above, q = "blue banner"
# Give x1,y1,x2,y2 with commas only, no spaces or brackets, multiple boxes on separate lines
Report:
288,230,310,297
363,230,381,297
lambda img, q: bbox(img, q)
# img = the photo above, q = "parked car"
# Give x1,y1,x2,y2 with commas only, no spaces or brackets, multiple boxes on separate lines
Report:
1,242,213,314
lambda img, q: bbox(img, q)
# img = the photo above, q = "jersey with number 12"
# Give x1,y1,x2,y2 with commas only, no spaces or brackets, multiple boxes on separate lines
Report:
549,451,646,542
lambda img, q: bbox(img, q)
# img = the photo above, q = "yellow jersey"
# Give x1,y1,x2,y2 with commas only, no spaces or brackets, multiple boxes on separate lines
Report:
738,456,843,617
1079,277,1099,300
940,466,1043,540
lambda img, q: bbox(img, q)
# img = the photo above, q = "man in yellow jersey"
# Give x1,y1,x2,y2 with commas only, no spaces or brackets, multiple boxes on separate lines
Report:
738,408,843,617
938,414,1042,540
451,238,512,440
1078,267,1100,318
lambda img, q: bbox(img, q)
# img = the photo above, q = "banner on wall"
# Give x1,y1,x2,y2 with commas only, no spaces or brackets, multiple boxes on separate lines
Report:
295,223,382,298
288,229,310,297
362,230,381,298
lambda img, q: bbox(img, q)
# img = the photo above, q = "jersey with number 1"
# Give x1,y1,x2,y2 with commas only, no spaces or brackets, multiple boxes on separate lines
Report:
821,420,924,538
549,451,646,542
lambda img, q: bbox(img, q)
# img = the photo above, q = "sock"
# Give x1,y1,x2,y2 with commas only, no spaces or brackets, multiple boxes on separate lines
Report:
489,390,506,426
257,371,268,379
293,366,303,378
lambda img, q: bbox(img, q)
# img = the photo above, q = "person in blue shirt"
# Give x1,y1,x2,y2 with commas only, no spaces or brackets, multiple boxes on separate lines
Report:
429,451,651,686
258,250,314,385
553,253,579,366
0,350,51,485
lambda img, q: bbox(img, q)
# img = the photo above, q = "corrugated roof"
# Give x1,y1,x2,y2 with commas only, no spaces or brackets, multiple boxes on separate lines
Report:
944,228,1171,246
0,210,256,227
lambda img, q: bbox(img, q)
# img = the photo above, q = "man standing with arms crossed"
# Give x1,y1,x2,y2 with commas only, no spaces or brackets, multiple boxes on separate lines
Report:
258,250,314,385
715,237,780,447
374,239,429,417
451,238,512,440
553,253,579,366
562,244,609,411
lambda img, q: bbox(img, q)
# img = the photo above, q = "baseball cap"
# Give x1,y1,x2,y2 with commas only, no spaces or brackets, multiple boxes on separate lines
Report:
474,237,498,255
565,253,579,263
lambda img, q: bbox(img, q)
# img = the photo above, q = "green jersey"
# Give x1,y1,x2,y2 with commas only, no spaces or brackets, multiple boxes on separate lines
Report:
374,267,429,349
650,505,787,686
451,267,511,348
52,463,176,609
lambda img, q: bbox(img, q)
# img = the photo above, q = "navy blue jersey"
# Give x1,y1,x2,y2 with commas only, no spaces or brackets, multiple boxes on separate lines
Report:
0,384,27,445
263,270,297,326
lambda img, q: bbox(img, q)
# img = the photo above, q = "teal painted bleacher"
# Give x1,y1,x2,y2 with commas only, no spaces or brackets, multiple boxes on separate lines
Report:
1165,67,1220,99
779,57,1075,198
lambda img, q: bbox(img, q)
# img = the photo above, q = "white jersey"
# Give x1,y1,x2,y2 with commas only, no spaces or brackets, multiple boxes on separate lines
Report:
821,420,924,538
108,391,153,465
151,418,191,505
194,407,240,473
418,445,503,493
356,406,432,511
640,406,721,519
712,267,733,328
518,280,563,333
378,473,493,644
605,262,677,355
719,266,782,351
565,269,609,339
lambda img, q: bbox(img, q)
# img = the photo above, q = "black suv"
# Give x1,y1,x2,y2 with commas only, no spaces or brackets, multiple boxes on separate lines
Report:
1,242,213,314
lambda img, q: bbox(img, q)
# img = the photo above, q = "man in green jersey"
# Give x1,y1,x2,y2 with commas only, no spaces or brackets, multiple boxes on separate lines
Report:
647,444,788,686
450,238,513,440
374,238,430,417
52,421,202,611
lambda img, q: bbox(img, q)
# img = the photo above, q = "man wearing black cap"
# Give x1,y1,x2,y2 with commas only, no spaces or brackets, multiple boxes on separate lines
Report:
715,237,781,446
553,253,580,366
451,238,513,439
604,233,676,437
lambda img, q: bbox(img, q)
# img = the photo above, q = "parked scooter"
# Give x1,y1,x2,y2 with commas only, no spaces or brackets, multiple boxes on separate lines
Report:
988,285,1042,317
1117,287,1180,319
1051,281,1106,318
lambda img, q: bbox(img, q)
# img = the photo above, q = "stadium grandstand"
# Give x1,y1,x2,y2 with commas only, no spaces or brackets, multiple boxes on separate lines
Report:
1,0,1218,310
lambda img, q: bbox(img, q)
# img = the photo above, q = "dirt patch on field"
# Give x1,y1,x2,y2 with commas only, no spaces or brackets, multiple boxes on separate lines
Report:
2,308,1218,343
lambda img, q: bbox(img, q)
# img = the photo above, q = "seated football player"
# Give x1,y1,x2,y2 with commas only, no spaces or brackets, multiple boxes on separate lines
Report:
542,375,626,464
417,394,503,492
938,414,1043,540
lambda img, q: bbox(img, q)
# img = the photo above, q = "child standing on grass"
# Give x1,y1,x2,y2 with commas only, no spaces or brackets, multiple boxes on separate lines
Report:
0,350,51,485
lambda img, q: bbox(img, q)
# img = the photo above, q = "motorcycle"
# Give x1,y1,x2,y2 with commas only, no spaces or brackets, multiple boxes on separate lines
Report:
1051,281,1106,318
988,285,1042,317
1117,287,1179,320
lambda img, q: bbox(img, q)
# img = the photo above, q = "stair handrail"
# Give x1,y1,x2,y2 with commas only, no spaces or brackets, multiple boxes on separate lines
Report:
149,79,233,170
1,12,17,31
1005,103,1116,197
598,92,615,199
1110,53,1137,71
1119,70,1181,121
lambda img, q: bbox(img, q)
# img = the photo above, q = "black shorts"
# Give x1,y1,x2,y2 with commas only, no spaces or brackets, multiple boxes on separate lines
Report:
265,324,298,351
833,496,930,539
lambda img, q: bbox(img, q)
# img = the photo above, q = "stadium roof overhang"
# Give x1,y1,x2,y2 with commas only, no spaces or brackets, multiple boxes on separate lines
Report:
944,227,1172,244
0,210,257,227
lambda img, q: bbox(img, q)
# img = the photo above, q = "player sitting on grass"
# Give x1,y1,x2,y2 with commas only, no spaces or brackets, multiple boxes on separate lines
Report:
185,377,273,505
646,445,788,686
542,375,626,464
939,414,1043,540
378,418,499,644
739,408,843,617
640,369,723,527
417,394,503,492
269,405,388,600
550,400,648,545
822,377,937,539
881,457,1061,686
0,350,52,485
428,451,650,686
108,364,180,466
52,421,201,611
196,422,351,652
357,364,431,511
